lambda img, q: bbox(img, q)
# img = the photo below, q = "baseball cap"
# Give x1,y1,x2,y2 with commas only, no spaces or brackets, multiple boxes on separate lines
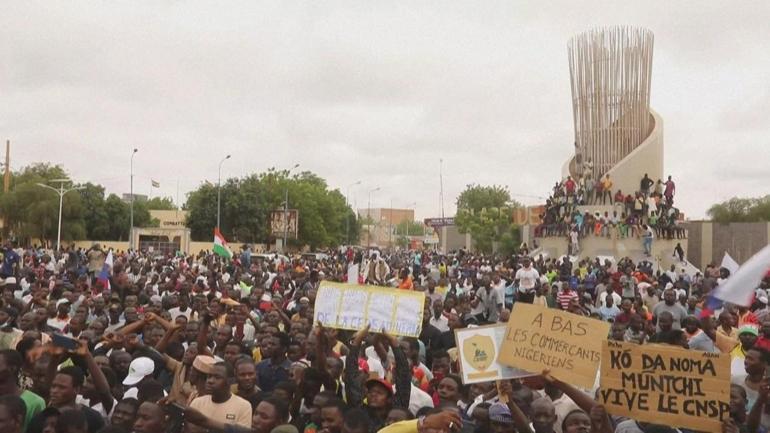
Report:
56,299,71,307
489,403,513,424
123,357,154,385
738,325,759,337
365,378,393,395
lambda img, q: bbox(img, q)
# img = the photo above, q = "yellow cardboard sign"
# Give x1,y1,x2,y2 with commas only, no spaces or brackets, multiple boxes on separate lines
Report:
599,340,730,432
313,281,425,337
498,303,609,388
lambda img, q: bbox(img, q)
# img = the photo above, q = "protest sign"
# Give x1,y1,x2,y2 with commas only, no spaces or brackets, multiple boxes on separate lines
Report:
455,324,534,384
498,303,609,388
599,340,730,432
313,281,425,337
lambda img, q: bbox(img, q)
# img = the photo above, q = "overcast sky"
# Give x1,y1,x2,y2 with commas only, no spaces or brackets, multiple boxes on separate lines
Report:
2,1,769,220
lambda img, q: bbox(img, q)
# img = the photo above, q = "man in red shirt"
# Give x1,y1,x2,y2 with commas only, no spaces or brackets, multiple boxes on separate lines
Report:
564,176,576,196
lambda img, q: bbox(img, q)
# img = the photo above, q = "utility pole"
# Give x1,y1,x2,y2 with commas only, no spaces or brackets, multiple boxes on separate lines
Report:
282,164,300,252
367,187,380,248
36,179,84,251
346,180,361,245
130,148,138,248
217,154,231,231
3,140,10,193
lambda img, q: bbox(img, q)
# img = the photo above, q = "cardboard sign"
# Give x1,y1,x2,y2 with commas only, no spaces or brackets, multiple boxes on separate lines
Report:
455,324,534,384
498,303,609,388
599,340,730,432
313,281,425,337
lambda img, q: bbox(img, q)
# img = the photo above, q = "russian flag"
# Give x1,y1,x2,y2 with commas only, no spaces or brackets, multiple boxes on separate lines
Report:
97,251,113,294
702,245,770,317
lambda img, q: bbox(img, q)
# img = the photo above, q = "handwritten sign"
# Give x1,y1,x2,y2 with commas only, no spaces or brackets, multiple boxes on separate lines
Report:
498,303,609,388
455,325,534,384
599,341,730,432
313,281,425,337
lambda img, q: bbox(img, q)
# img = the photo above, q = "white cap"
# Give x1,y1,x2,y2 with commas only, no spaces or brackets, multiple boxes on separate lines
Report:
56,298,71,307
123,357,154,385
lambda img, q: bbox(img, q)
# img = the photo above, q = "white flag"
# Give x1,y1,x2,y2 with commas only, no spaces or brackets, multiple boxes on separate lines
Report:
713,245,770,306
720,252,740,275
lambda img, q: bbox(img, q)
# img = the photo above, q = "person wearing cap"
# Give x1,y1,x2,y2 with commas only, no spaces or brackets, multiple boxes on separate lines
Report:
344,325,411,433
187,354,217,403
487,402,515,433
122,357,155,399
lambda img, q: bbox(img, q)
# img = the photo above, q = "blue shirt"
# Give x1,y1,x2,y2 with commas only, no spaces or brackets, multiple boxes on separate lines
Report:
255,357,291,392
1,249,19,276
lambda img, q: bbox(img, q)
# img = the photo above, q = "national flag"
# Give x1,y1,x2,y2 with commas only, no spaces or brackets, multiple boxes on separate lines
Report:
151,180,160,188
97,250,113,293
213,229,233,259
702,245,770,316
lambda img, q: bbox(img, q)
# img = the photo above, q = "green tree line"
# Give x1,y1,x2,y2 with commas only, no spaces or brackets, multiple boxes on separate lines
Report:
707,195,770,223
455,184,522,254
0,163,174,245
0,163,359,249
185,168,360,248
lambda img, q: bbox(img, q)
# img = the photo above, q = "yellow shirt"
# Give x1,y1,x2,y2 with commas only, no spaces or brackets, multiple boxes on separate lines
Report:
378,420,418,433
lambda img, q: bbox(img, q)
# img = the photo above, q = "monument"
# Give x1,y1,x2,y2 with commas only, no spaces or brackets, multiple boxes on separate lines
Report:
562,26,664,197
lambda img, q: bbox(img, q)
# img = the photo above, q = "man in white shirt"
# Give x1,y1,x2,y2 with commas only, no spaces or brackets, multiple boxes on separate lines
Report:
515,259,540,303
428,299,449,332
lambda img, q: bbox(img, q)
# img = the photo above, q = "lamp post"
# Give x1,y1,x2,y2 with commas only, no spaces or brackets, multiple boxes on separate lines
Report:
346,180,361,245
282,163,300,252
367,186,380,248
36,179,85,251
216,155,231,231
405,201,417,239
130,148,138,248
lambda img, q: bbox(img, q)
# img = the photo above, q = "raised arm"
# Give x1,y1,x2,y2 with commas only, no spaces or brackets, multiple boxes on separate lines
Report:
542,369,597,414
381,330,411,410
155,322,183,355
343,325,370,408
498,380,534,433
75,339,115,412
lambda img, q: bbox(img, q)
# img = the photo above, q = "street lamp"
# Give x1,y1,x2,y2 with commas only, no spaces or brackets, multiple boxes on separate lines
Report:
217,154,231,231
282,163,300,252
36,179,85,251
346,180,361,245
367,186,380,248
405,201,417,238
130,148,138,248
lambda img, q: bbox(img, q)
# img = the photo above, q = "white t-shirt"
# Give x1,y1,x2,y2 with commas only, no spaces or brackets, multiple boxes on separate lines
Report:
515,267,540,292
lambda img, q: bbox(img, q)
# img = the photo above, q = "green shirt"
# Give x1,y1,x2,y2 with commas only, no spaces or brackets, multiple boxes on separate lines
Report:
21,390,45,432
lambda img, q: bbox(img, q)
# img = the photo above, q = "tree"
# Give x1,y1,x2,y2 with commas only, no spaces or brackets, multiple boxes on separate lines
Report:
146,196,177,210
454,184,521,253
708,196,770,223
0,164,86,245
395,220,426,237
184,169,359,248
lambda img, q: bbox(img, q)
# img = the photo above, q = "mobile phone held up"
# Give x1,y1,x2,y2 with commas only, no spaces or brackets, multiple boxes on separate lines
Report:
51,333,79,351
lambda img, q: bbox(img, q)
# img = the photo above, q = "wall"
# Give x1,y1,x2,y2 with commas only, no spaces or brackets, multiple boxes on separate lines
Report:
685,221,770,269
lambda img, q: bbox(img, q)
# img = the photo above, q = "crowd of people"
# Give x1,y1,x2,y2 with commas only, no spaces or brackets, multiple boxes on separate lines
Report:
0,241,767,433
534,168,686,257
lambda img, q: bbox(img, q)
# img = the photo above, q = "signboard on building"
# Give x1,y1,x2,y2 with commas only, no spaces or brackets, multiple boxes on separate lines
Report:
424,217,455,227
270,209,299,238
